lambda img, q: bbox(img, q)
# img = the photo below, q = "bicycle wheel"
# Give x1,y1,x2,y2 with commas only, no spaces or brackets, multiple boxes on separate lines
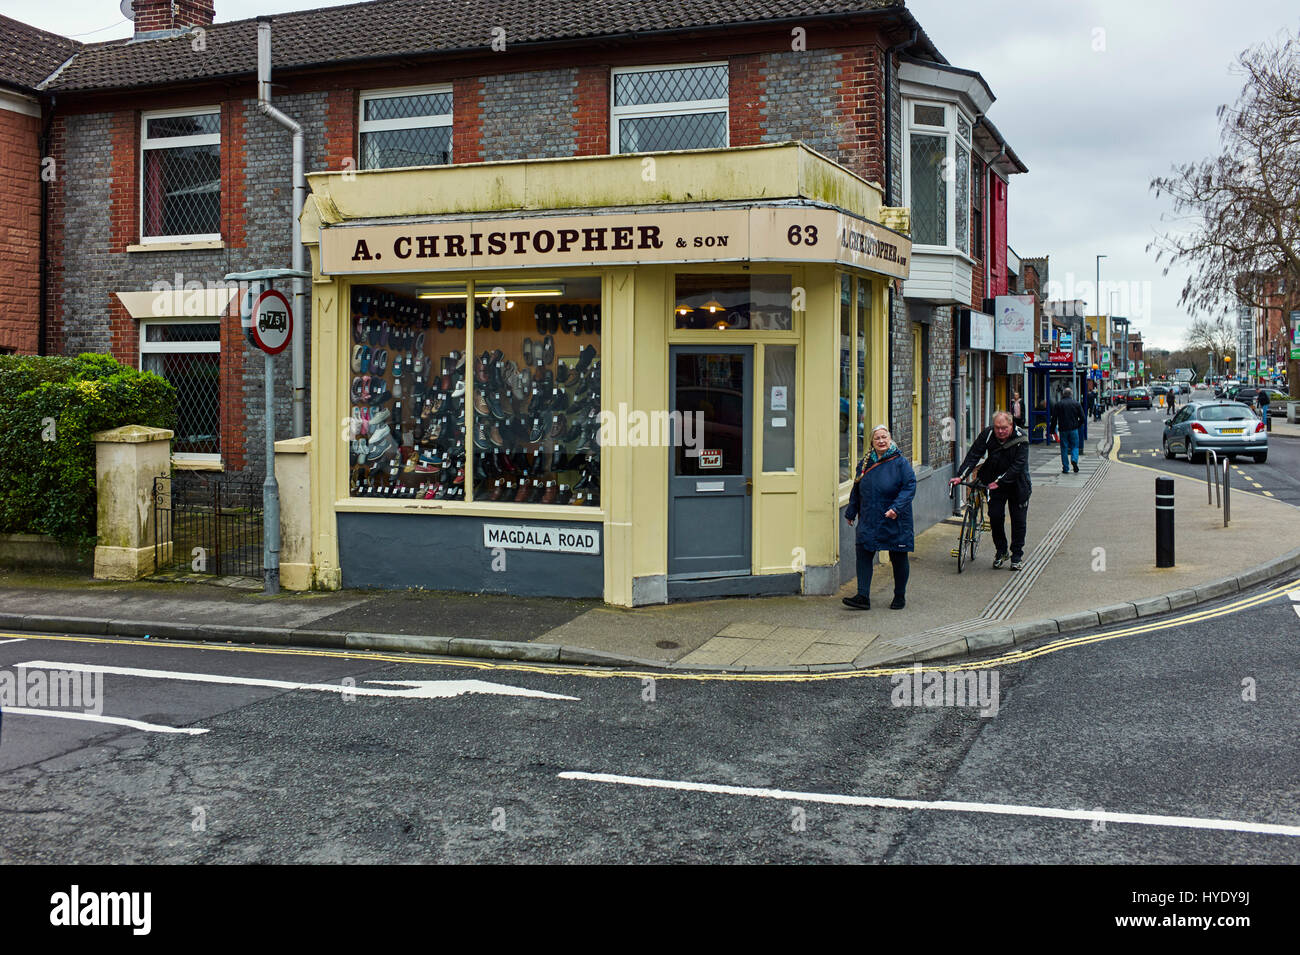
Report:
967,501,983,563
957,506,977,573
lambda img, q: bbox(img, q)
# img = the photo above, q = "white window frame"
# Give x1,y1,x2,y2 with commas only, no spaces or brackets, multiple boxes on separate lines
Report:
139,317,222,464
610,62,729,154
140,106,221,244
902,97,974,257
358,85,453,170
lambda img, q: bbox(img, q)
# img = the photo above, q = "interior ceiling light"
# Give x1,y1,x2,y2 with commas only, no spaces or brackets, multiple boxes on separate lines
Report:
702,299,725,313
417,283,565,300
674,303,694,315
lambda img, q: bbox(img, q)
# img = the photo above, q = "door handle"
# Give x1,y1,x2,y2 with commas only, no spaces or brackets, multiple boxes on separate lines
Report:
745,479,753,496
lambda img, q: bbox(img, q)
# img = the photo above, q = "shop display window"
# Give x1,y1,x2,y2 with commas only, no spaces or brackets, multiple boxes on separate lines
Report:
673,273,793,330
471,278,602,507
348,283,468,499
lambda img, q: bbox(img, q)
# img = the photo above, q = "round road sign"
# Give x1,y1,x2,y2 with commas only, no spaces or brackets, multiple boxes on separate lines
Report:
247,289,292,355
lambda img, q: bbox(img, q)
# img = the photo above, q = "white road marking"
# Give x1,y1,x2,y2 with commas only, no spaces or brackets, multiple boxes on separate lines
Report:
0,638,27,645
559,771,1300,838
1289,590,1300,622
16,661,579,701
2,707,208,735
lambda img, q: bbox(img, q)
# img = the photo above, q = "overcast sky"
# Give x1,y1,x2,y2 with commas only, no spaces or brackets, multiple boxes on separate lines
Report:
5,0,1297,349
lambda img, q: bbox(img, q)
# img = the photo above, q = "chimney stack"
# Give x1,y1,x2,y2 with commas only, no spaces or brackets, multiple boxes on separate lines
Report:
132,0,216,38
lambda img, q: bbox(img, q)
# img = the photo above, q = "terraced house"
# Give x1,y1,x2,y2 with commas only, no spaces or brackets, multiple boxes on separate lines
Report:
3,0,1026,605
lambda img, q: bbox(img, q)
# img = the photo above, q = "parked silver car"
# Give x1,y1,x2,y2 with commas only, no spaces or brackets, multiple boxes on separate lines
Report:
1162,401,1267,463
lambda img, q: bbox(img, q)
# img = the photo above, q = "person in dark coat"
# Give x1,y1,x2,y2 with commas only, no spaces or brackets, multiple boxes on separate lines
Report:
1050,386,1086,473
951,411,1032,569
843,424,916,611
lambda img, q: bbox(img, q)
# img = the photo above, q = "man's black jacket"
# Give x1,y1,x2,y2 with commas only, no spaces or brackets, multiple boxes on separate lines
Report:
957,425,1032,499
1050,397,1086,433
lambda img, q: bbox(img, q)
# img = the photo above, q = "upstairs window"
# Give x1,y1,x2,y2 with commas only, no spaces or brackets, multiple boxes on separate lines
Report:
612,63,728,153
904,100,973,254
359,87,453,170
141,108,220,241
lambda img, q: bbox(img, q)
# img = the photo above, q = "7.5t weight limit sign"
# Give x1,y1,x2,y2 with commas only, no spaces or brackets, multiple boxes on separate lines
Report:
246,289,293,355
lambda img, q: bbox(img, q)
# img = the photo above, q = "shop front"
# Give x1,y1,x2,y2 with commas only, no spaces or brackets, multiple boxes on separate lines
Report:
299,143,909,605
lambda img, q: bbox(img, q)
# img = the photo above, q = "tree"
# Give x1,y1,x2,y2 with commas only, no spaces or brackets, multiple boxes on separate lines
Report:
1149,27,1300,390
1183,316,1237,376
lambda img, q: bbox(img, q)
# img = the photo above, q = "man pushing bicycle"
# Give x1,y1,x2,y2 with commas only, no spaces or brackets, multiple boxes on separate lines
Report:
949,410,1032,570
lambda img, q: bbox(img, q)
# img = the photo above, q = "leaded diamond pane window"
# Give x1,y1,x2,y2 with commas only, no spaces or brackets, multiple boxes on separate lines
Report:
618,113,727,153
612,64,728,153
955,145,970,254
361,126,452,170
140,321,221,458
614,65,727,106
141,109,220,240
364,91,453,122
910,133,947,246
359,87,453,170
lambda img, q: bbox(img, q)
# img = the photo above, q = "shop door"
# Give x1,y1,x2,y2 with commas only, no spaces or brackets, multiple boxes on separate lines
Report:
668,346,752,578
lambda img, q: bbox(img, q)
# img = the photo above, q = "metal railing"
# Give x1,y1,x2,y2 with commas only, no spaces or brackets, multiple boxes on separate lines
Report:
154,473,264,577
1203,449,1230,527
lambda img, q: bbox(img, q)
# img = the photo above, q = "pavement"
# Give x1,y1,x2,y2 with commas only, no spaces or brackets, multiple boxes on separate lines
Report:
2,409,1299,673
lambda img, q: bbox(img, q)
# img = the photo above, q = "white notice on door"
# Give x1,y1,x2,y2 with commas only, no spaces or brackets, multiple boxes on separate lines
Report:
699,449,723,468
771,386,788,411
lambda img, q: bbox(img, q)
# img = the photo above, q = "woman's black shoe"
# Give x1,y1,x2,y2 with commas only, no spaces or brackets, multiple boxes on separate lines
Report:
890,596,906,610
842,595,870,610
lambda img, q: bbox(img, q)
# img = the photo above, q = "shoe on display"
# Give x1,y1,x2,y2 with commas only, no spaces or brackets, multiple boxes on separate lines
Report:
542,334,555,365
523,338,534,365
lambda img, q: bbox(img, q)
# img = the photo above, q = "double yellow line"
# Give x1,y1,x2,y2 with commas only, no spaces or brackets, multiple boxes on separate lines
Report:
2,575,1295,683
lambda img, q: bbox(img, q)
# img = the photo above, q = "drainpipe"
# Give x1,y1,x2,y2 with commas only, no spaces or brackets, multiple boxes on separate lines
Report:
882,29,916,450
38,92,55,356
257,17,306,437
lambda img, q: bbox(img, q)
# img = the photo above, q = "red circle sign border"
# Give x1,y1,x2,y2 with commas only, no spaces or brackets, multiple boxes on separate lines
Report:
250,288,293,355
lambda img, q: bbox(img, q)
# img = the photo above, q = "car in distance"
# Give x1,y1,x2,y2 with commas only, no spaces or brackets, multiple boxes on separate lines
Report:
1126,387,1152,409
1162,401,1267,463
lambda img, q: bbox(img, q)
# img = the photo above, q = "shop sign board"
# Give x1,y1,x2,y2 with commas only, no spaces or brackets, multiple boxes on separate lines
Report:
993,296,1035,353
319,206,912,280
245,289,292,355
483,523,600,555
1100,348,1110,369
959,309,995,350
1047,351,1073,364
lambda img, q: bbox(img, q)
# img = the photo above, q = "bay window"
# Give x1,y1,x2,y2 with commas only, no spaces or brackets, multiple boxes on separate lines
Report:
904,100,973,254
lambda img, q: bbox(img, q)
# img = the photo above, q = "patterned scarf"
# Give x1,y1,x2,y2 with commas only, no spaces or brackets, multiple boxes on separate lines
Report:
856,441,899,480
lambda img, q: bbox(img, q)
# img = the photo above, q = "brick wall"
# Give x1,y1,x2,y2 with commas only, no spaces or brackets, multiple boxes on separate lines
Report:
323,89,356,169
728,54,764,146
479,69,578,161
0,105,42,353
573,67,609,156
45,115,66,356
55,91,335,478
452,78,484,164
927,307,954,468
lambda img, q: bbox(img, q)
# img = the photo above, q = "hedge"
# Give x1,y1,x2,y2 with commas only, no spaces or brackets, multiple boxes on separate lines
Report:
0,354,176,548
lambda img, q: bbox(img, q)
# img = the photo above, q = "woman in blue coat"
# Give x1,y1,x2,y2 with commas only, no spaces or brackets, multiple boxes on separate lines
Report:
843,424,916,610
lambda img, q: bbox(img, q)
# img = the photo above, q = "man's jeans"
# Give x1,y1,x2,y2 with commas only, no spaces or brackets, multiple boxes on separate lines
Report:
1059,428,1080,471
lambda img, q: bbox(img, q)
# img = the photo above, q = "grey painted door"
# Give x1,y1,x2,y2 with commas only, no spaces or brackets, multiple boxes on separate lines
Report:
668,346,752,578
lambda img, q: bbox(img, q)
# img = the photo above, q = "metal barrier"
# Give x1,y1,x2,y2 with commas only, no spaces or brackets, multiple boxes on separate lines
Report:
1222,459,1231,527
1205,449,1220,507
154,473,264,577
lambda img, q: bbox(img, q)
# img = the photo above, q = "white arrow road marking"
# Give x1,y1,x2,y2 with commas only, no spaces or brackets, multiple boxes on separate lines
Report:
1289,590,1300,622
0,638,27,645
2,708,208,735
16,661,579,702
559,771,1300,838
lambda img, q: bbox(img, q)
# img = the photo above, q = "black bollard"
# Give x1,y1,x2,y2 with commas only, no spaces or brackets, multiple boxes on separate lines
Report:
1155,476,1175,568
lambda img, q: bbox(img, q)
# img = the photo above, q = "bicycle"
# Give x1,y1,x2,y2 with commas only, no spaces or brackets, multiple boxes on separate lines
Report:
948,479,989,573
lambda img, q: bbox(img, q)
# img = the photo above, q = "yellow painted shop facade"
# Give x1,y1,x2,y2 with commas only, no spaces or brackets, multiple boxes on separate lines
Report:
300,143,910,605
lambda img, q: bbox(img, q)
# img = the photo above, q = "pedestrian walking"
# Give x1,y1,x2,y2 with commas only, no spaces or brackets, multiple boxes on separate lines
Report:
843,424,915,611
950,411,1032,570
1010,391,1025,429
1050,387,1086,473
